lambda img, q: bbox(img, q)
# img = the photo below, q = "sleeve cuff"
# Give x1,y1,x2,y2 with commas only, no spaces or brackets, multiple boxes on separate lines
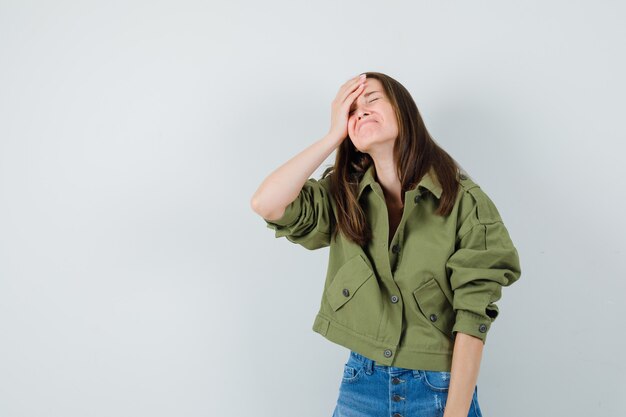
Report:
452,309,492,344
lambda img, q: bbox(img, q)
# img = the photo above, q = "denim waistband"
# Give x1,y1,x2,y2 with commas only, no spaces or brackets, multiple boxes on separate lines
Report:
350,350,420,375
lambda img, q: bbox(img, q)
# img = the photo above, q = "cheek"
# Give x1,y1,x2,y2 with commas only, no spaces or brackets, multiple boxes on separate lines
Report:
348,117,357,133
383,110,397,129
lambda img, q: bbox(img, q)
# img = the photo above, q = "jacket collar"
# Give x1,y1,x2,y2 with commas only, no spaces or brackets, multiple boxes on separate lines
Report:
357,164,443,200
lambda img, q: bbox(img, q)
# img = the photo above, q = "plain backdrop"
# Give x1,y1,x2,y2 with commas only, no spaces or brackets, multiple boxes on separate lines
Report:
1,1,625,416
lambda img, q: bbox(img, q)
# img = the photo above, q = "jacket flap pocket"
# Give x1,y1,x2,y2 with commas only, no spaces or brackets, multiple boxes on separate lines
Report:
412,278,454,338
326,255,374,312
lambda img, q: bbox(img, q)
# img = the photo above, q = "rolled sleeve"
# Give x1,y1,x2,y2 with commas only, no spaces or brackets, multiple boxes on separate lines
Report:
263,175,334,250
263,197,302,228
446,186,522,344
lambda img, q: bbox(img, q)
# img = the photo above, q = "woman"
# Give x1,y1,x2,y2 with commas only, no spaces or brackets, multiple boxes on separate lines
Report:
250,72,522,417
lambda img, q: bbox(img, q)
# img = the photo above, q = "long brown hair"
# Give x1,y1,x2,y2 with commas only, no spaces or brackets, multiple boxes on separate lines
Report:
320,72,466,247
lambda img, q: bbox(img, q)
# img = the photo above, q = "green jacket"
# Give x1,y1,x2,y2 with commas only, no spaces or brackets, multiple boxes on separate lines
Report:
263,164,521,371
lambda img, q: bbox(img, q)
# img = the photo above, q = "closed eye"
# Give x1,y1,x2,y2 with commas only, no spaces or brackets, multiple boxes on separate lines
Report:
349,98,380,115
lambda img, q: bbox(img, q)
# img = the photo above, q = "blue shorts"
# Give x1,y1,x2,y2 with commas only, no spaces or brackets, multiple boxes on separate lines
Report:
332,351,483,417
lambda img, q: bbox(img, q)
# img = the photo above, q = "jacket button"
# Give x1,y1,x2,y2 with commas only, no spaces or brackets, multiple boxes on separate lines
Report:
414,194,421,204
384,349,393,358
391,377,402,385
392,244,400,254
392,394,403,402
390,295,399,303
429,314,437,322
342,288,350,297
459,173,467,180
478,323,487,333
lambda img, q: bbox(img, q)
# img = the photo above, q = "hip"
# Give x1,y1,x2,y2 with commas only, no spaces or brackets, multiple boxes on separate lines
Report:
333,350,483,417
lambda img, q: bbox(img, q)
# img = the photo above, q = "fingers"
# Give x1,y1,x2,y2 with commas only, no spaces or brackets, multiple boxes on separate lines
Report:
346,75,366,102
343,73,364,85
339,74,366,92
337,74,367,106
349,82,365,101
345,85,365,118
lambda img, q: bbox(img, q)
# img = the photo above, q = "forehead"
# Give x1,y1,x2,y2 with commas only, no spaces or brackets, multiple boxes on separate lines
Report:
362,78,384,94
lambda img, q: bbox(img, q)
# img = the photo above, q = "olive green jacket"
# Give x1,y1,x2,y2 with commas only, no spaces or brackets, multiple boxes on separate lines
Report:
263,164,521,371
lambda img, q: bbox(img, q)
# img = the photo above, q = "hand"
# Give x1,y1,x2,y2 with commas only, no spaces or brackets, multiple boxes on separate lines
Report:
327,73,366,144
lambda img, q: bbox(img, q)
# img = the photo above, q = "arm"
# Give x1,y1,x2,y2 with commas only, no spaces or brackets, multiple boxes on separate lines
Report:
250,134,340,250
443,184,522,415
446,185,522,344
251,73,367,221
443,333,483,417
251,134,342,250
250,133,340,221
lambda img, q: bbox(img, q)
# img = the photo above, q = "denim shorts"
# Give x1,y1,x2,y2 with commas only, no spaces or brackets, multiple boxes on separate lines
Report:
332,351,483,417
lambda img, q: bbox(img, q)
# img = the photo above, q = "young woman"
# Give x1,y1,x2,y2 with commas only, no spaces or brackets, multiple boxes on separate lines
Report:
251,72,522,417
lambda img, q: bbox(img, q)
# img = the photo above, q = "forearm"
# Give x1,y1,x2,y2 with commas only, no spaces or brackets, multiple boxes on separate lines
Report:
443,332,484,417
250,133,340,220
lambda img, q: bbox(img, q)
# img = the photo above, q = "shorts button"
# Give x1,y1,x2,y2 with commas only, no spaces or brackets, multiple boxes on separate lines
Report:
391,377,402,385
392,394,404,402
392,413,403,417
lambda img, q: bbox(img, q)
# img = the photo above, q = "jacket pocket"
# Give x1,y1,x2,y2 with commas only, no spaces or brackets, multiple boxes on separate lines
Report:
412,277,454,339
326,254,374,312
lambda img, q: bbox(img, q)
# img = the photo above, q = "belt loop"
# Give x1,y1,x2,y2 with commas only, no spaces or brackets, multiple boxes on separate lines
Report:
365,356,374,375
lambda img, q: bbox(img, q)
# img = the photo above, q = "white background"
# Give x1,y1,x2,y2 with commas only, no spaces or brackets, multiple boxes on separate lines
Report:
1,1,624,416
